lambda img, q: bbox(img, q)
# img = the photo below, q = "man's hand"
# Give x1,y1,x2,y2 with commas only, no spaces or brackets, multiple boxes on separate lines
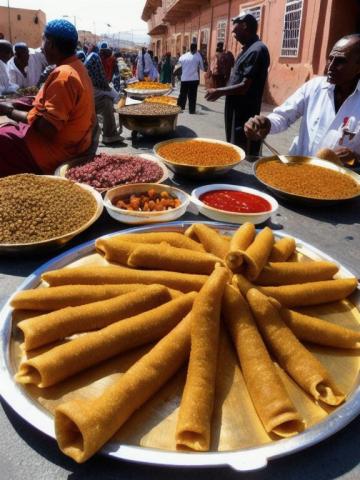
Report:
205,88,223,102
333,147,359,167
244,115,271,140
0,102,14,117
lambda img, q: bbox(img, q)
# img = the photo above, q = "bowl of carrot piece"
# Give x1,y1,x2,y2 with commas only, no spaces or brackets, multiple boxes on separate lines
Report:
103,183,190,224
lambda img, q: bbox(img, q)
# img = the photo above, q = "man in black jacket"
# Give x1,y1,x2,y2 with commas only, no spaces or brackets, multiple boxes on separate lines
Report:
205,13,269,155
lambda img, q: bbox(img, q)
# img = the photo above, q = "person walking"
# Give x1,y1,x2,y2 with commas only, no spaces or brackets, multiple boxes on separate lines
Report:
159,52,172,84
205,14,270,155
177,43,204,114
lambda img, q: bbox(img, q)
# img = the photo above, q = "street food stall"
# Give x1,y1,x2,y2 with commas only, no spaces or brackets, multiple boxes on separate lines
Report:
0,116,360,480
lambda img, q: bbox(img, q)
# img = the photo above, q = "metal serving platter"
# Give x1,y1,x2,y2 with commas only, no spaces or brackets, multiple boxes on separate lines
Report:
54,153,169,194
0,176,103,254
254,156,360,206
0,221,360,471
154,138,246,178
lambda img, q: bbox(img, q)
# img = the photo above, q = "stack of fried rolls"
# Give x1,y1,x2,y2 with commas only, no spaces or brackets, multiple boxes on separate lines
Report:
12,223,359,463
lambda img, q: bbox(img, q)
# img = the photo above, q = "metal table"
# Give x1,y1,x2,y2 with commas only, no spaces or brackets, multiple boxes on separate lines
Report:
1,159,360,480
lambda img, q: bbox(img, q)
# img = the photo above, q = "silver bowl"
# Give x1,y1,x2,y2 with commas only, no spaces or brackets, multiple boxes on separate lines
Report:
254,155,360,206
154,137,245,178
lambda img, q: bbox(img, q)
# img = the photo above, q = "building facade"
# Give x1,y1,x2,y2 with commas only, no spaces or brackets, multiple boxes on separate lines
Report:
142,0,360,105
0,7,46,48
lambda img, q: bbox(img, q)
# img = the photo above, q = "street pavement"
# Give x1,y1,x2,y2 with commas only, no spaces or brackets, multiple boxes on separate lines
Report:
98,84,299,156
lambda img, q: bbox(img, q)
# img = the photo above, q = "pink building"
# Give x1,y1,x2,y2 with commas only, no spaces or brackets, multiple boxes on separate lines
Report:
142,0,360,105
0,6,46,48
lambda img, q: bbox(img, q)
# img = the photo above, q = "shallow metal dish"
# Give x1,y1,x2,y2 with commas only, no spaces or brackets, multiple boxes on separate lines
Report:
0,177,103,254
254,156,360,206
1,221,359,471
154,138,245,178
54,153,168,193
124,87,172,99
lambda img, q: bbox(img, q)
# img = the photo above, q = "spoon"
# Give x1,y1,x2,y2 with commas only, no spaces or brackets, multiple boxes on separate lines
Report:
262,139,289,164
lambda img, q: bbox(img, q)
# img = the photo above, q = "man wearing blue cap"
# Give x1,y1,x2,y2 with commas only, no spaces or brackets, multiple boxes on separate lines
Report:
205,13,269,155
0,19,96,177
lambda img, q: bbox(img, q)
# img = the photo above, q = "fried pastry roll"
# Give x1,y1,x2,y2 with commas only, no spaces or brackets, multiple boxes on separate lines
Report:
42,265,207,293
15,292,196,388
222,285,304,437
114,232,205,252
184,223,229,259
225,223,256,271
280,308,360,349
18,285,171,351
10,284,156,311
128,242,223,275
234,275,357,307
176,266,229,451
55,313,192,463
95,238,143,265
247,289,345,406
255,261,339,286
269,237,296,262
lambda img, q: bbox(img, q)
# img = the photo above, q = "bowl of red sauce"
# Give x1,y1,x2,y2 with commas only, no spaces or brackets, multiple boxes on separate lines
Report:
191,184,278,224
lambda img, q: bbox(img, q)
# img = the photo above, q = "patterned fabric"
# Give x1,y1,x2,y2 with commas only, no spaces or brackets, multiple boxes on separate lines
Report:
44,19,78,43
84,53,111,91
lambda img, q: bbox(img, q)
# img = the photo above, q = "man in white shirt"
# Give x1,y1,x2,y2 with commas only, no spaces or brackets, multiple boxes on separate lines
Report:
177,43,204,114
136,47,153,81
27,47,48,86
244,34,360,165
0,40,19,95
7,43,30,88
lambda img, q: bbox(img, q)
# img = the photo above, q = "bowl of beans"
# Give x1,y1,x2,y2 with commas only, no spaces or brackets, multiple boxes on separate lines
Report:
153,138,245,178
254,156,360,205
0,174,103,253
191,184,278,225
103,183,190,224
55,153,168,193
117,103,181,137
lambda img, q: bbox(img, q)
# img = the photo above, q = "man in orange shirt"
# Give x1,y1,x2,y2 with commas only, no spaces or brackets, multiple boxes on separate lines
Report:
0,19,96,176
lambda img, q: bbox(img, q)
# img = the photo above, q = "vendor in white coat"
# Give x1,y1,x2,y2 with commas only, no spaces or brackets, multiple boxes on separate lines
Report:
244,34,360,166
7,43,30,88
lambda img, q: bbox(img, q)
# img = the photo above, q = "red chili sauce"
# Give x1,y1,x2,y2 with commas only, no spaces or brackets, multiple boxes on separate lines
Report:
199,189,271,213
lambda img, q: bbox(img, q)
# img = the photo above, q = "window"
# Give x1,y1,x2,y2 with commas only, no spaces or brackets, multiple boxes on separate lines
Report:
280,0,304,57
240,6,262,23
216,20,227,44
17,14,21,21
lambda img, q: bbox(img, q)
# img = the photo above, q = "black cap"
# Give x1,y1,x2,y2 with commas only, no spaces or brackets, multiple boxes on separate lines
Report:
232,13,258,30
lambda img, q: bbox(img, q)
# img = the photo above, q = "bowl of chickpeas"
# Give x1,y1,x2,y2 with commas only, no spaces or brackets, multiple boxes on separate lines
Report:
103,183,190,224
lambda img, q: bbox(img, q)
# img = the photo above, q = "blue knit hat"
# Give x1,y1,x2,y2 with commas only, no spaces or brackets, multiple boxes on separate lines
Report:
44,19,78,44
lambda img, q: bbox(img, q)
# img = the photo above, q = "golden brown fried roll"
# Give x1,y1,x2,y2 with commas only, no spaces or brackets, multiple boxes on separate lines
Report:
10,284,152,311
184,224,229,258
176,266,229,451
18,285,171,351
95,238,142,265
42,265,207,293
114,232,205,252
280,308,360,349
269,237,296,262
55,313,192,463
225,223,256,271
15,292,196,388
128,242,223,275
222,285,304,437
247,289,345,406
255,261,339,286
234,275,358,307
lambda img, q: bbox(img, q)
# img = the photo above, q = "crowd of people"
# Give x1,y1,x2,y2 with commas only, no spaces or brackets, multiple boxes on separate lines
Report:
0,13,359,178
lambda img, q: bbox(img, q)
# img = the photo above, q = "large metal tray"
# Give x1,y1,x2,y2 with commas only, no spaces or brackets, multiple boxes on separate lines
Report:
254,156,360,206
0,221,360,471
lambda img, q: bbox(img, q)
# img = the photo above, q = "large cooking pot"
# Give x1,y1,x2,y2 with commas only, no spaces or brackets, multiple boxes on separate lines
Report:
118,106,180,138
